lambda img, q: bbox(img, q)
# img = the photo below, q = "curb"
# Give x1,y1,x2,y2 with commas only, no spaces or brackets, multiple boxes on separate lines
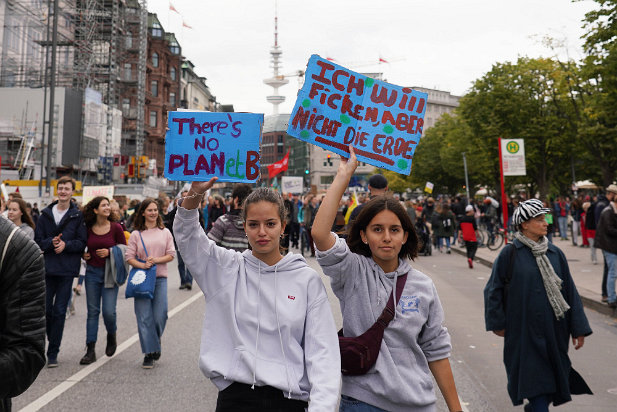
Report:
450,246,617,319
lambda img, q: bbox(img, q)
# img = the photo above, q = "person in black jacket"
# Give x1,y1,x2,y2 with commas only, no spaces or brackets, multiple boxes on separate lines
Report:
1,217,46,412
34,176,87,367
593,185,617,302
594,193,617,308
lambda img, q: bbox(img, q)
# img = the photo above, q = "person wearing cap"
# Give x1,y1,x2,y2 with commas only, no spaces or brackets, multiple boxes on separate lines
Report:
484,198,592,411
346,174,388,228
593,184,617,302
594,187,617,308
458,205,478,268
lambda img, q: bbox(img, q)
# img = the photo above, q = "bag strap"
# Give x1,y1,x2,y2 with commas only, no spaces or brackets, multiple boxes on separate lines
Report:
377,272,408,326
138,231,149,258
1,226,20,269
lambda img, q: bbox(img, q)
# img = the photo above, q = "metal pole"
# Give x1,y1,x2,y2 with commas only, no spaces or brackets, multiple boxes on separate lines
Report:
462,152,470,203
40,0,53,197
45,0,59,194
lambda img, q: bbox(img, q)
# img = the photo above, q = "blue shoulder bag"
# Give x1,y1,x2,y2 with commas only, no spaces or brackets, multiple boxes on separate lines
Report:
125,232,157,299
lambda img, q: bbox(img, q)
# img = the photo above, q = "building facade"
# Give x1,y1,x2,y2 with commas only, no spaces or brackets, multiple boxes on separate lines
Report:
411,87,461,135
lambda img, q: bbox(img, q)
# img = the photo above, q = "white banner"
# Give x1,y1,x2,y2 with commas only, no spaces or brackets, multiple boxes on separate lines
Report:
82,185,115,205
281,176,304,194
501,139,526,176
142,186,159,198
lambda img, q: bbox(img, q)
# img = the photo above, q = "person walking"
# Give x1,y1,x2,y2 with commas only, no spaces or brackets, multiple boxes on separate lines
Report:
0,217,46,412
312,147,463,412
554,196,570,241
582,202,597,264
593,185,617,302
79,196,127,365
594,194,617,309
174,181,341,411
7,198,35,239
484,199,592,411
207,183,252,252
433,204,456,254
126,199,175,369
34,176,87,367
459,205,478,268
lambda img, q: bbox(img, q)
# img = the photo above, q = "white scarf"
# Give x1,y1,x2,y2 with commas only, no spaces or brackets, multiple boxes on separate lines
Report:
514,232,570,320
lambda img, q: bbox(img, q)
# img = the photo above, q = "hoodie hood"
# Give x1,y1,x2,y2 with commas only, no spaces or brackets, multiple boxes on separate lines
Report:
242,250,309,274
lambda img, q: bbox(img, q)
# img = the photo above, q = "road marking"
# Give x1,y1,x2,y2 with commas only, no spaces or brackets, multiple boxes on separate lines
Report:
19,291,203,412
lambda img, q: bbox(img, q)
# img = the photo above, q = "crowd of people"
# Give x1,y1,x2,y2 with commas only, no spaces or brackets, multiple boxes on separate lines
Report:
2,167,615,411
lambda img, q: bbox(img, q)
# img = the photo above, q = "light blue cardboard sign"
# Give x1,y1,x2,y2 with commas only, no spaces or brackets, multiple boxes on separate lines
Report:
287,54,427,175
164,111,263,182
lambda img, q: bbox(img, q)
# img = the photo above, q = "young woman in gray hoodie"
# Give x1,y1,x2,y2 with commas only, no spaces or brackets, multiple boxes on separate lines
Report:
174,179,340,411
312,147,462,412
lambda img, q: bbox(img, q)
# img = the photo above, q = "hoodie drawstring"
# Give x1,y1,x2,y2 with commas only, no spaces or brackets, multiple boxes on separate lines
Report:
251,262,262,389
392,271,398,320
274,266,293,398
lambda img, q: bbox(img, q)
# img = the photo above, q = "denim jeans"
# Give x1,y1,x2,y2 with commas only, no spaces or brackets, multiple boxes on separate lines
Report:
85,265,118,343
45,276,74,359
557,216,568,239
339,395,388,412
177,250,192,286
603,250,617,303
438,236,451,250
134,277,168,354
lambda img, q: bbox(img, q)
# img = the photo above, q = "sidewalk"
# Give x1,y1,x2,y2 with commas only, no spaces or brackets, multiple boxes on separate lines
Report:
451,239,616,318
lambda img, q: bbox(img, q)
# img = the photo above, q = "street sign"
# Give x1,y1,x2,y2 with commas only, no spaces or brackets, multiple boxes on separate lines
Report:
501,138,526,176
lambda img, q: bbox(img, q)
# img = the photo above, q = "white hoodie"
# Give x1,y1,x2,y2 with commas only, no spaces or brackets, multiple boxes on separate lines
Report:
173,207,340,411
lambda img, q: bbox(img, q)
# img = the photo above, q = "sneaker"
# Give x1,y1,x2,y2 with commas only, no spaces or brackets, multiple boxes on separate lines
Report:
446,248,451,254
185,284,192,291
179,284,187,290
142,354,154,369
152,351,161,361
608,301,617,309
602,296,609,303
47,358,58,368
467,258,473,269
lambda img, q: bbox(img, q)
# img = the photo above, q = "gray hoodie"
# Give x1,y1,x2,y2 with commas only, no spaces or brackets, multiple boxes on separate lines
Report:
173,207,340,411
317,234,451,412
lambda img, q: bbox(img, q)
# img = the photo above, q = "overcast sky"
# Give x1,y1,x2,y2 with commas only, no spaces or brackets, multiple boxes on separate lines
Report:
149,0,596,115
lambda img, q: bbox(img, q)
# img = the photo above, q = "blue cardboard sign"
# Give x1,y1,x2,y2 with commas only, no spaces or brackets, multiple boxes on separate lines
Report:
164,111,263,182
287,55,427,175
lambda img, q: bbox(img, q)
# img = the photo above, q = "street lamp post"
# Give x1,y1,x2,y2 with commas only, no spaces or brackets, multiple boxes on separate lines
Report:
462,152,471,203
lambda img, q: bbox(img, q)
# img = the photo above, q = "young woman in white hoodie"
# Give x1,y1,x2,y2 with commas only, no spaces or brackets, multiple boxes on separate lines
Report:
174,178,340,412
312,147,462,412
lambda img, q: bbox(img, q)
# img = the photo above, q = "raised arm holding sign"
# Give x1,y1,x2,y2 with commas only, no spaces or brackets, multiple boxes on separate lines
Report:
165,112,263,183
287,54,427,175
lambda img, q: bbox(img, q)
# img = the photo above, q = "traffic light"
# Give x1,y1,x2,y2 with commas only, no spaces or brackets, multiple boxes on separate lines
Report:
305,169,309,174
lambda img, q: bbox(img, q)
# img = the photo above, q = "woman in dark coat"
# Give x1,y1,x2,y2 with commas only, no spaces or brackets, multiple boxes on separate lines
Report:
484,199,592,411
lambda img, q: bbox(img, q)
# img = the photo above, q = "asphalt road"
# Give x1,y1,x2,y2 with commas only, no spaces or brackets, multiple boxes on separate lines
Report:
12,250,617,411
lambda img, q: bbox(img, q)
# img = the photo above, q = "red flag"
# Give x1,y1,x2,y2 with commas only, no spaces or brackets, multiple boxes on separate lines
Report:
267,150,289,179
169,2,179,13
182,20,192,29
379,57,388,63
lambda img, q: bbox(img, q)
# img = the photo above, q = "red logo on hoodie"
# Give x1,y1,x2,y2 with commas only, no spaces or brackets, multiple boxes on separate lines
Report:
288,295,295,300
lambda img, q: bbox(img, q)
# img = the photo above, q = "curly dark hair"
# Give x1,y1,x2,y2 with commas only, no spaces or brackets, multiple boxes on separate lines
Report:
347,195,418,261
83,196,116,228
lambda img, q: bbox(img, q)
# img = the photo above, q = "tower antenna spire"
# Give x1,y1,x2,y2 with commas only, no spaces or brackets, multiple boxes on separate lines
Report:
263,0,288,114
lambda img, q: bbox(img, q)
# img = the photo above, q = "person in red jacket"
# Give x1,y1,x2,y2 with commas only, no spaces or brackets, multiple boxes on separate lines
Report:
458,205,478,268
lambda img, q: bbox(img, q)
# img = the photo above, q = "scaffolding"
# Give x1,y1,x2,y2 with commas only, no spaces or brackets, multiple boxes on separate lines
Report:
1,0,149,181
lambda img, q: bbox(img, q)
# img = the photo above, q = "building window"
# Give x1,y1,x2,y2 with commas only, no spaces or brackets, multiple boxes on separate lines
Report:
278,135,284,143
277,145,284,154
125,36,133,49
151,52,159,68
320,175,334,185
170,92,176,107
169,40,180,55
149,111,157,127
170,67,177,81
152,22,163,37
124,63,132,80
122,98,130,113
151,81,158,97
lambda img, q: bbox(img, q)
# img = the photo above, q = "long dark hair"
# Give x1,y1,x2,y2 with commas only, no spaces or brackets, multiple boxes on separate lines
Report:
133,198,164,231
9,198,35,229
83,196,115,228
241,188,286,253
347,195,419,261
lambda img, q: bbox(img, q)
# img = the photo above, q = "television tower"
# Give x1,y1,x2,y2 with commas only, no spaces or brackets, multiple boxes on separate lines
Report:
263,1,288,114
